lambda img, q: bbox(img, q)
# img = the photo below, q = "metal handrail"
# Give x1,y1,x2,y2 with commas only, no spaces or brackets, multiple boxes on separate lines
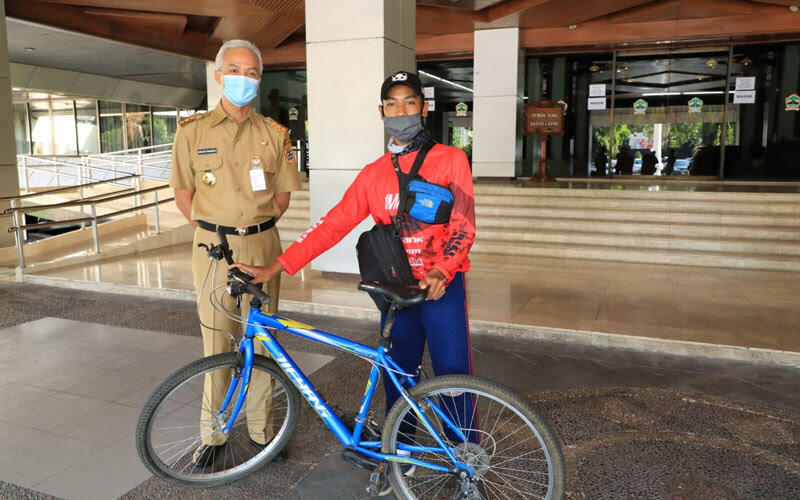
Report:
7,181,174,270
8,197,174,233
85,155,171,171
20,161,147,179
0,174,139,202
91,143,172,156
2,186,139,215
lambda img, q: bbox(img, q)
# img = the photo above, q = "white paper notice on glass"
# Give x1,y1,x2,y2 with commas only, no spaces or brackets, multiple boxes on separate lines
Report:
423,86,435,99
588,97,607,110
249,168,267,192
589,84,606,97
426,100,436,111
735,77,756,91
734,90,756,104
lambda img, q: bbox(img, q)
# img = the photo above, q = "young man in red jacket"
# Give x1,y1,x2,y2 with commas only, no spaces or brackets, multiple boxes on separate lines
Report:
233,70,477,476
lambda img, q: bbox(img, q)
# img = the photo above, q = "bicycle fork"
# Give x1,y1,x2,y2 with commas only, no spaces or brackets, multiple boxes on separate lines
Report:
214,337,256,435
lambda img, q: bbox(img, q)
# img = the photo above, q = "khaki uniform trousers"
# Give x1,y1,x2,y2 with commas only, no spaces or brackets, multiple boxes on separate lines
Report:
192,225,282,446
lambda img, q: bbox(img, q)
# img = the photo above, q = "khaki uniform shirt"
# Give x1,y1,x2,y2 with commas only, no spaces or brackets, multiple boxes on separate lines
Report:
169,102,302,227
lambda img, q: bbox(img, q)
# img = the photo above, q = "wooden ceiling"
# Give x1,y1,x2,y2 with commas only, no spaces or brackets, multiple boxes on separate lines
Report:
6,0,800,70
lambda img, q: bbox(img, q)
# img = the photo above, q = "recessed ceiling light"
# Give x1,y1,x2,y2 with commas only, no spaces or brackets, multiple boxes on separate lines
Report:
568,24,578,30
24,47,36,53
589,64,601,72
790,5,799,12
741,56,752,66
705,58,718,68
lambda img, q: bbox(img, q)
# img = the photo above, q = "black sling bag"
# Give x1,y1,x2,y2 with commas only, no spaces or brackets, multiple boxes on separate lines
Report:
356,141,434,312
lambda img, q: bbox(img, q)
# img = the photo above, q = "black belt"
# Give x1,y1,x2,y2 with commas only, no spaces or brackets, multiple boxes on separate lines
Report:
197,219,275,236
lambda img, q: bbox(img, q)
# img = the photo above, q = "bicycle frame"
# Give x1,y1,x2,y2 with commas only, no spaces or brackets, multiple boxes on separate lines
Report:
217,304,474,476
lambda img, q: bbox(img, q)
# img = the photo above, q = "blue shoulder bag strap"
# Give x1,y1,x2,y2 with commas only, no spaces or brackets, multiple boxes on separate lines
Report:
390,140,435,235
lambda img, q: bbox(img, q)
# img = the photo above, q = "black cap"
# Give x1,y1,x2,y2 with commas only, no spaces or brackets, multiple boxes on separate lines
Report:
380,71,424,101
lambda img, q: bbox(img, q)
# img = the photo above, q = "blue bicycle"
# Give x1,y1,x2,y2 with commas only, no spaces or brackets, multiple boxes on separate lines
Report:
136,231,566,499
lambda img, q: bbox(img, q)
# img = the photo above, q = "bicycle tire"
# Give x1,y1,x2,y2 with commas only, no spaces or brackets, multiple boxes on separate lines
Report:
135,353,301,486
382,374,566,500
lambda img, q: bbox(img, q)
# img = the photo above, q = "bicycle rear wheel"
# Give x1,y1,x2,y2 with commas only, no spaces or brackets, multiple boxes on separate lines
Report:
382,374,565,500
135,353,300,486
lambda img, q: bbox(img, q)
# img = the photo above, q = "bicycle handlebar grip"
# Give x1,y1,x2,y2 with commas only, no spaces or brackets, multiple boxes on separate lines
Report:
216,228,235,265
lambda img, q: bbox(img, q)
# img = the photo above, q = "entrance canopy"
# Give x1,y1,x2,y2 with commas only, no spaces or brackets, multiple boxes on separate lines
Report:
6,0,800,68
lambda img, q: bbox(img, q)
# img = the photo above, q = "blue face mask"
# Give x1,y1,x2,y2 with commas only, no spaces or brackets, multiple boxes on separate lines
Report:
223,75,259,107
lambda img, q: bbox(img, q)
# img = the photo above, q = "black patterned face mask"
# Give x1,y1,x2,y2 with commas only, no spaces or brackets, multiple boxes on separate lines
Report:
395,129,432,156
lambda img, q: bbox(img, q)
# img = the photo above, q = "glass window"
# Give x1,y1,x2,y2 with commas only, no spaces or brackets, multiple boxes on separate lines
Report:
12,103,30,154
51,99,77,155
29,101,52,155
99,101,123,152
152,106,177,145
126,104,152,149
75,100,100,154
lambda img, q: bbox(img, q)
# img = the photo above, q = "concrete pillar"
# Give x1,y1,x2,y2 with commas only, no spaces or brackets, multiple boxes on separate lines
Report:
0,2,20,248
472,28,523,177
305,0,415,273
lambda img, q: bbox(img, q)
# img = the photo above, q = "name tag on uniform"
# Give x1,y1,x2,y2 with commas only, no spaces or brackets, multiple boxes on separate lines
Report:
197,148,217,155
249,168,267,192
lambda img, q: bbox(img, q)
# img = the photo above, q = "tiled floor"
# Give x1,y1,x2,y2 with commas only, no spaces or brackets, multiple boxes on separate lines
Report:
1,289,799,499
30,249,800,352
0,317,334,500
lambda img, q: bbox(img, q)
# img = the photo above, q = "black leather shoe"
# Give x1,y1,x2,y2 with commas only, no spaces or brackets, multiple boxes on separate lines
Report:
248,437,288,463
191,443,226,471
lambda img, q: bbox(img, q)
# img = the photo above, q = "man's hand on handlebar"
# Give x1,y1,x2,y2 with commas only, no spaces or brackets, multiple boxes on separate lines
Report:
229,261,285,284
419,269,447,301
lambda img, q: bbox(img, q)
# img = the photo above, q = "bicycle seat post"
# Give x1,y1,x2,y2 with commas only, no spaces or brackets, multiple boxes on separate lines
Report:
380,303,398,347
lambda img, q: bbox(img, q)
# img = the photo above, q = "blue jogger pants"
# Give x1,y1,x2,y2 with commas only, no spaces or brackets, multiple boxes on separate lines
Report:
381,272,477,442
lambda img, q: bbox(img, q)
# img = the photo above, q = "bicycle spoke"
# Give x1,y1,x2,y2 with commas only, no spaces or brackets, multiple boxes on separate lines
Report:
384,381,561,500
140,358,298,484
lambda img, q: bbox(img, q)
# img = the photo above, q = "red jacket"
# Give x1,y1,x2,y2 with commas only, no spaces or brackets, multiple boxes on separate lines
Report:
277,144,476,282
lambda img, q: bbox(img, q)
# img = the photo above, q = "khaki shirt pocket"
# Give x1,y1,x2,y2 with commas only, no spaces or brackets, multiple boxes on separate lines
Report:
258,146,278,195
193,154,224,192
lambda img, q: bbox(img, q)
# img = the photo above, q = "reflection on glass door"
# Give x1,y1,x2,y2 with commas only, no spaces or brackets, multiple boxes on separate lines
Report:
447,113,473,162
588,49,735,178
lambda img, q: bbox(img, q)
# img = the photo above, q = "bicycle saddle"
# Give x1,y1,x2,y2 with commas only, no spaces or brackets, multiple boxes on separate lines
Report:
357,281,427,309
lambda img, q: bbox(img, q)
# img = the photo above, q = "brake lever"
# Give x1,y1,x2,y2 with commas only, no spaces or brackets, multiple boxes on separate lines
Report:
197,242,226,261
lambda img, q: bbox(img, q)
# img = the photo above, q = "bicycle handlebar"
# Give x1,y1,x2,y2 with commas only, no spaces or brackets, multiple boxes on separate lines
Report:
215,229,271,306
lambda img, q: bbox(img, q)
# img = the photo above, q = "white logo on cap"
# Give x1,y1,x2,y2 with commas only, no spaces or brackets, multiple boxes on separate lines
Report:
392,73,408,82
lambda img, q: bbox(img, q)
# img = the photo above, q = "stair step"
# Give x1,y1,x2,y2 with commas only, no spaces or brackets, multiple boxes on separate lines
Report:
473,184,800,203
474,194,800,214
475,217,800,240
476,228,800,256
470,241,800,272
474,206,800,226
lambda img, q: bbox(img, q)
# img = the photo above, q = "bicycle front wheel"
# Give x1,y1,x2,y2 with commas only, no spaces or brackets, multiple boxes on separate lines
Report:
135,353,301,486
382,375,565,500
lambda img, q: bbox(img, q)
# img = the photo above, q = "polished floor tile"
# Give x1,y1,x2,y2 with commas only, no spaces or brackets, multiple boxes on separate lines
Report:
31,249,800,352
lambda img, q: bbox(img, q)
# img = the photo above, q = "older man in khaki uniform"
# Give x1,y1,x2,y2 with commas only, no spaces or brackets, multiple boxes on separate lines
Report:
170,39,301,468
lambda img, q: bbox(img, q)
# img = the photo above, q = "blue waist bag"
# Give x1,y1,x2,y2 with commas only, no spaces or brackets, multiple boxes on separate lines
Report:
405,180,454,225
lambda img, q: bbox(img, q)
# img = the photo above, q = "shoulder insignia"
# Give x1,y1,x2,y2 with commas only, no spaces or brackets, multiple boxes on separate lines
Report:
265,116,288,134
178,112,206,127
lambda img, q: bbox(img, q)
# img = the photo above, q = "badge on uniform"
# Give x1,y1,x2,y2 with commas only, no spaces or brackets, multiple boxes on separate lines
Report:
197,148,217,155
284,144,296,164
202,170,217,186
250,169,266,192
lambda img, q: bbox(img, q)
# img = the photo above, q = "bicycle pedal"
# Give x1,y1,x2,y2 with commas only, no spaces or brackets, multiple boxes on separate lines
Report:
366,464,387,496
341,448,380,471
